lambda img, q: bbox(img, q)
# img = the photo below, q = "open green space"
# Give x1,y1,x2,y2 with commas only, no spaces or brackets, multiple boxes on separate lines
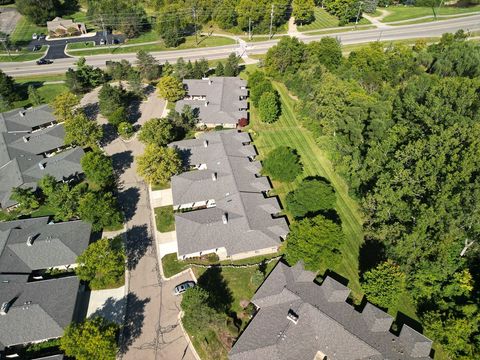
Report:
14,73,66,82
66,41,95,50
10,16,47,46
381,4,480,22
297,7,370,31
154,206,175,232
0,46,47,62
303,25,376,36
151,181,170,191
67,35,235,56
245,76,418,321
12,83,68,109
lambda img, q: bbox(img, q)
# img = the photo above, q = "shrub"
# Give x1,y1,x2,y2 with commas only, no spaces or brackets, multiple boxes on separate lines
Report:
286,178,336,218
263,146,302,182
118,122,134,139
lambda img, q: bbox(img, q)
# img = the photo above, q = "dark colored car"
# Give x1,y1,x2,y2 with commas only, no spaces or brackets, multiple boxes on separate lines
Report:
36,58,53,65
32,45,41,51
173,281,196,296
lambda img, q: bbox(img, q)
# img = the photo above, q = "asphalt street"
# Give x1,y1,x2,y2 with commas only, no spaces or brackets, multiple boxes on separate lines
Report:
1,14,479,76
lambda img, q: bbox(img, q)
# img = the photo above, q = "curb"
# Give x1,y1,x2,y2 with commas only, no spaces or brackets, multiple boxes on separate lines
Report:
178,310,202,360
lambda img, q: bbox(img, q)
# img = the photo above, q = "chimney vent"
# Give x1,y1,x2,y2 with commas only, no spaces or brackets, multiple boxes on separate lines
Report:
212,172,217,181
22,136,29,143
203,140,208,147
0,302,10,315
26,235,35,246
287,309,299,324
38,162,45,170
208,79,212,85
222,213,228,224
204,101,209,107
19,111,25,117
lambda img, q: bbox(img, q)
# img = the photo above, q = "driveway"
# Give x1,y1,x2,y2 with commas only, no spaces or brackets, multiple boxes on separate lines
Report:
28,32,124,60
82,86,195,359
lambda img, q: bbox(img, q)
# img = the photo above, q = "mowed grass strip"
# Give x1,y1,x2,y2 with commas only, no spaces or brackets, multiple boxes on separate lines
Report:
249,81,364,299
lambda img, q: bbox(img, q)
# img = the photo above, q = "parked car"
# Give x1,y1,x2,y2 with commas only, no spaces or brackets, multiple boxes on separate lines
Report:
36,58,53,65
173,281,195,296
99,38,106,45
32,45,41,52
38,34,46,40
32,33,38,40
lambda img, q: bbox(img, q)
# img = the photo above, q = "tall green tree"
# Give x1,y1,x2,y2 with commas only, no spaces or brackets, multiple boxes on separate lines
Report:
64,113,103,148
263,146,302,182
27,85,43,106
76,237,125,289
61,317,119,360
50,91,79,122
258,91,280,123
98,83,125,117
136,145,182,184
292,0,315,25
10,187,39,212
265,36,305,78
286,178,336,218
0,69,16,108
78,192,123,232
80,151,115,189
138,118,175,146
157,76,186,102
224,52,240,76
285,215,345,271
362,260,406,309
16,0,59,25
181,287,222,334
156,3,190,47
136,51,162,81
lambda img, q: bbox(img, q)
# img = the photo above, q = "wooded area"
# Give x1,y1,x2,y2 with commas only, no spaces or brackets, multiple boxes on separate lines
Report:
264,32,480,358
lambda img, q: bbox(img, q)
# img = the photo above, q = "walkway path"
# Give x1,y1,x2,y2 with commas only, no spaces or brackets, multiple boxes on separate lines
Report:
362,9,391,28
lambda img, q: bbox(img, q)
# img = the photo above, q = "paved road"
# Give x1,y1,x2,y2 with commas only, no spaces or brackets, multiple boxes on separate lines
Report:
1,14,479,76
81,87,196,359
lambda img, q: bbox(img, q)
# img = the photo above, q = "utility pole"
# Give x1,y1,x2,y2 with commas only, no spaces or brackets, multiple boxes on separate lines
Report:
248,18,252,40
192,7,198,45
355,1,363,29
99,15,111,50
269,4,274,39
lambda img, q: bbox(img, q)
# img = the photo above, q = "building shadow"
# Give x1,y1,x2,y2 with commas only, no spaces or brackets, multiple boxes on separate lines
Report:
117,186,140,222
111,150,134,176
125,225,152,271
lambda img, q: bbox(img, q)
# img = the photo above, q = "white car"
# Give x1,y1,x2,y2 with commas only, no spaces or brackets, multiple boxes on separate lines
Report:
32,33,38,40
173,281,195,296
99,38,106,45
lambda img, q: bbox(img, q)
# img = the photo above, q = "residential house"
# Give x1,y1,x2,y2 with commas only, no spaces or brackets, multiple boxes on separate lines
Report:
0,217,92,358
169,130,289,260
175,77,248,128
46,17,87,37
229,261,433,360
0,105,84,210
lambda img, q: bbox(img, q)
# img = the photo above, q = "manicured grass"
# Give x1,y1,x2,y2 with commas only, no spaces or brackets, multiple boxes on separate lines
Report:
245,74,419,320
0,46,47,62
12,83,68,109
15,73,66,82
10,16,47,46
381,5,480,22
29,204,55,218
297,7,340,30
66,41,95,50
154,205,175,232
151,181,170,191
124,30,162,44
161,253,187,278
68,35,235,56
303,25,376,36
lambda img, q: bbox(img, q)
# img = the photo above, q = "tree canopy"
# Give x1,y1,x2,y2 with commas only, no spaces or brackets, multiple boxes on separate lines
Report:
80,151,115,189
136,145,182,184
64,113,103,148
263,146,302,182
285,215,345,271
51,91,80,122
286,178,336,219
60,317,119,360
258,91,280,123
138,117,175,146
157,76,186,102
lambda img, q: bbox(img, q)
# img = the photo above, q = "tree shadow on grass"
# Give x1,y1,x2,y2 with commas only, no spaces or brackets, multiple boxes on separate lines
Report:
198,267,233,313
117,186,140,222
111,150,133,176
125,224,152,271
358,239,386,279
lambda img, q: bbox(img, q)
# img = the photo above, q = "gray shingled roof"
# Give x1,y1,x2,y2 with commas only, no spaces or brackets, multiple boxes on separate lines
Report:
0,105,56,133
0,217,92,273
229,262,433,360
169,131,289,258
0,276,81,350
0,106,85,209
175,77,248,125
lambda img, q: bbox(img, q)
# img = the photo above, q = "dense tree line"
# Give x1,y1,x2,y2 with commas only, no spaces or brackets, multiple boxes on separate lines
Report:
264,31,480,357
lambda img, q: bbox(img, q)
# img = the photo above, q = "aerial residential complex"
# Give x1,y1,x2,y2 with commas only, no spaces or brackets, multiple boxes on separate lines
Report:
175,77,249,128
0,217,92,358
169,130,289,260
0,105,84,210
230,261,433,360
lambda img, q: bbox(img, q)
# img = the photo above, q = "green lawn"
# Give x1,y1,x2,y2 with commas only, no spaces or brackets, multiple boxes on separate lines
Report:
12,83,68,109
245,77,419,321
66,41,95,50
297,7,370,31
151,181,170,191
10,16,47,46
67,35,235,56
29,204,56,218
381,5,480,22
0,46,47,62
154,206,175,232
14,73,66,82
124,30,162,44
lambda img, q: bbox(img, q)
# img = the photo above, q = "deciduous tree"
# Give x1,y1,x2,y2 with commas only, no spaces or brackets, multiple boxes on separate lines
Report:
51,91,79,122
64,113,103,148
78,192,123,232
157,75,186,102
258,91,280,123
80,151,115,189
138,117,175,146
286,178,336,218
263,146,302,182
136,145,182,184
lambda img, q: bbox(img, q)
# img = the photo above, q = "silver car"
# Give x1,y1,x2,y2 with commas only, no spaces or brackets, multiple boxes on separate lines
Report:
173,281,195,296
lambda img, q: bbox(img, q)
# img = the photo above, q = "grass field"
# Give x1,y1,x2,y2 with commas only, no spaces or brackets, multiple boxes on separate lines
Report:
154,206,175,232
12,83,68,109
66,41,95,50
67,35,235,56
0,46,46,62
297,7,370,31
10,16,46,46
381,4,480,22
244,72,418,320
